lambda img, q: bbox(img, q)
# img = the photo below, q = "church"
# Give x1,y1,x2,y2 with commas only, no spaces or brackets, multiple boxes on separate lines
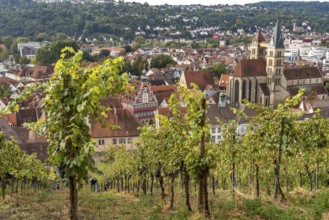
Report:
227,21,327,107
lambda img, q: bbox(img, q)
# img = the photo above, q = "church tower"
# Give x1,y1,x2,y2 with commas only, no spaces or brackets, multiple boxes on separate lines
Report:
250,30,266,60
266,20,285,106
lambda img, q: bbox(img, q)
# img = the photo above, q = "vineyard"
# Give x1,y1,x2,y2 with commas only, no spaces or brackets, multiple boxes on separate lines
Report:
1,49,329,219
87,88,329,219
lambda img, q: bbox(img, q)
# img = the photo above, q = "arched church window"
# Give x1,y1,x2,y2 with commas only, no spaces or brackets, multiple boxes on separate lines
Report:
234,80,240,103
255,79,258,103
249,80,252,101
242,80,246,100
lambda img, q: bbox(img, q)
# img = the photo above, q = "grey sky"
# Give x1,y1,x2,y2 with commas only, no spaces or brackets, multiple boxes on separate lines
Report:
124,0,329,5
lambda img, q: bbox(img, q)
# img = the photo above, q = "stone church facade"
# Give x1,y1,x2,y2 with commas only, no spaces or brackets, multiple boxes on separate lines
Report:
227,21,327,107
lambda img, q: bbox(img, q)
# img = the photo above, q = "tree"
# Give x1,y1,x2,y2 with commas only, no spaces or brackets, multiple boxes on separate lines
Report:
132,36,145,51
0,84,12,98
150,54,176,69
131,56,148,76
35,33,48,42
16,48,129,219
0,47,9,62
35,40,79,65
98,49,111,59
124,45,132,53
1,36,13,50
208,62,226,78
10,37,28,55
18,56,30,65
53,33,68,41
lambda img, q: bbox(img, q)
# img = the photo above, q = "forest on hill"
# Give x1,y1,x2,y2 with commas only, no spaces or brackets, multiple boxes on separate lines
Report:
0,1,329,42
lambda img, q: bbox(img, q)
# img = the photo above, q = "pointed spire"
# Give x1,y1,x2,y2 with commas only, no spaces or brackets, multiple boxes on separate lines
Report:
269,20,284,48
252,30,265,42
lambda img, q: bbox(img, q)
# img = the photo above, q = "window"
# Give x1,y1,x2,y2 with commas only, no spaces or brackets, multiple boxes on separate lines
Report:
217,135,222,141
211,136,216,143
143,93,148,103
212,127,216,133
119,138,126,144
112,139,117,145
127,138,132,144
239,125,246,134
98,139,105,145
217,127,221,133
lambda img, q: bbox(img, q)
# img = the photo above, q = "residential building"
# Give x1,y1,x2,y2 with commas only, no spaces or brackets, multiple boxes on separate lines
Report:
91,108,141,152
17,42,47,59
120,80,158,124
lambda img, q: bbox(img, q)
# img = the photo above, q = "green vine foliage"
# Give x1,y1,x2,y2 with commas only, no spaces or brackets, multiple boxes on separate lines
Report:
4,47,129,190
34,47,129,187
0,132,48,188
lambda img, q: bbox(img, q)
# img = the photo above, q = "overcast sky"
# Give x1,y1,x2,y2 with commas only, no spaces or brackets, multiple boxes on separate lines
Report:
123,0,329,5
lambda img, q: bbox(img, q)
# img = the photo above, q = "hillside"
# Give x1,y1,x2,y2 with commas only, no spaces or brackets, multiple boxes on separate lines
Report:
0,1,329,42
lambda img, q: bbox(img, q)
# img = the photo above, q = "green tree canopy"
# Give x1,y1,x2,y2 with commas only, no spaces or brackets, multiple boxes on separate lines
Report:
35,40,79,65
0,84,12,98
150,54,176,69
208,62,226,78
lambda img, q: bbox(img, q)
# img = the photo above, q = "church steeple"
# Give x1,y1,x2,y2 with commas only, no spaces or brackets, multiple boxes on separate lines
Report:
266,20,285,106
269,20,284,49
250,30,266,60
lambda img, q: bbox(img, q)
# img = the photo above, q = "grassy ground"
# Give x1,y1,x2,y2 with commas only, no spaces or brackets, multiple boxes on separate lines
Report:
0,186,329,220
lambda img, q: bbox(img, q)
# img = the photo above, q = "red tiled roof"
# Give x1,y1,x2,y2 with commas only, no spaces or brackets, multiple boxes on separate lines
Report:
18,65,54,79
232,59,267,77
0,76,18,85
2,113,17,127
284,67,322,80
150,85,176,93
20,142,48,161
184,70,214,91
287,84,327,96
157,107,187,118
91,109,141,138
219,74,229,88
